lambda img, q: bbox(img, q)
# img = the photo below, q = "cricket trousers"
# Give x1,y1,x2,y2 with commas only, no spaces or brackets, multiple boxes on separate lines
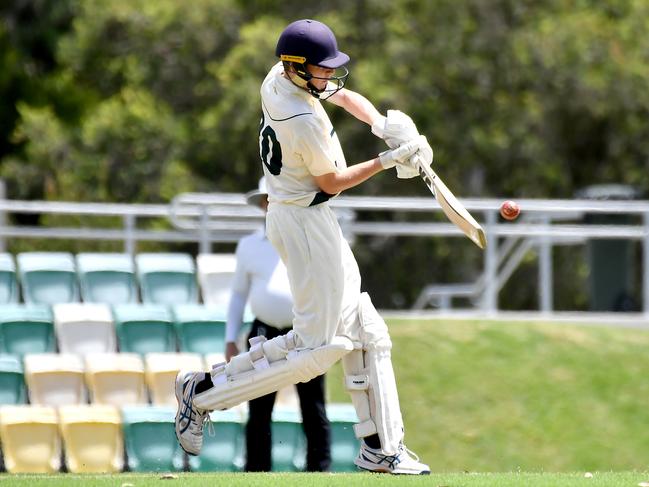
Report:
266,202,363,349
244,318,331,472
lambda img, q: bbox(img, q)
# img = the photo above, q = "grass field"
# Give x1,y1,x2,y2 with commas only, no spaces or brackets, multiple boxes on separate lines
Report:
3,472,649,486
326,318,649,472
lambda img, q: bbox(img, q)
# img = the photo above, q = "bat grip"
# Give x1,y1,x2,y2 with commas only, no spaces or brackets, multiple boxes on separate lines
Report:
412,152,434,180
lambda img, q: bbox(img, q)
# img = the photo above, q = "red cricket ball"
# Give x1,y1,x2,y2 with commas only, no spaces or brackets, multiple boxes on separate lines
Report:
500,200,520,220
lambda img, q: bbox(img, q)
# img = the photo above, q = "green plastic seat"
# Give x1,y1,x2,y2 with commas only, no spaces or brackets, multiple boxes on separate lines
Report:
172,304,226,354
136,253,198,305
0,305,55,357
0,355,26,404
271,406,304,472
17,252,79,305
188,409,245,472
0,253,18,303
121,406,184,472
76,253,138,304
326,403,360,472
113,304,176,354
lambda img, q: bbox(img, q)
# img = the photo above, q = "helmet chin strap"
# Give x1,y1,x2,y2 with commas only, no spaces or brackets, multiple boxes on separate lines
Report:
283,62,348,100
285,64,324,98
306,81,325,98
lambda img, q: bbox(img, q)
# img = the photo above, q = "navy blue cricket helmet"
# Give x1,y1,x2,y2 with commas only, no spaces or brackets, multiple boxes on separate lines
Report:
276,19,349,98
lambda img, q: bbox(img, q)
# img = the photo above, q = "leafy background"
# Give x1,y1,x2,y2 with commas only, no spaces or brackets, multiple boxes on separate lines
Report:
1,0,648,309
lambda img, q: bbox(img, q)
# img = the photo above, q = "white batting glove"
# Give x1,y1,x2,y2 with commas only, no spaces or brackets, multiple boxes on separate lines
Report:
408,135,434,168
378,138,422,169
386,135,432,179
395,164,420,179
371,110,419,148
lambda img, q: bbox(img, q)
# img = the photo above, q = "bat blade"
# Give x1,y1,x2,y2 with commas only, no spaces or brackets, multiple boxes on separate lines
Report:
415,160,487,249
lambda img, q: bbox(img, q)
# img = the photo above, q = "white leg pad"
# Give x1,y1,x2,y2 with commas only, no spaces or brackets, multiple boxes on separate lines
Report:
343,353,378,437
343,292,404,455
193,332,353,411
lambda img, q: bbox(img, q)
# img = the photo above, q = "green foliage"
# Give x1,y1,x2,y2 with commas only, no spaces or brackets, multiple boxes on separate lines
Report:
75,87,184,202
6,104,69,199
2,1,649,306
6,0,649,200
188,16,286,192
352,0,649,198
0,24,24,158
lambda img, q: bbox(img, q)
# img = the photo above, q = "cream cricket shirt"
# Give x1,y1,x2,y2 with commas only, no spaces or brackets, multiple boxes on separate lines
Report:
259,62,346,207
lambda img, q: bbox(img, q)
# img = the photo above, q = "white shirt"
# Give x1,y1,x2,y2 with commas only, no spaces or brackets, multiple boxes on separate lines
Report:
259,62,346,207
225,229,293,342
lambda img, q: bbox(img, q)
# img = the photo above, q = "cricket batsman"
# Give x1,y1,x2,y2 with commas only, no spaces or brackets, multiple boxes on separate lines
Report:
175,18,433,475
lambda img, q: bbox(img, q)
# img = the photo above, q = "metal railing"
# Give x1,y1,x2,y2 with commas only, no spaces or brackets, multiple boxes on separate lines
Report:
1,191,648,315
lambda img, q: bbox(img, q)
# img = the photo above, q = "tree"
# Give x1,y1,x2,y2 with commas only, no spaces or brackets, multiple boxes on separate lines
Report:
3,0,649,307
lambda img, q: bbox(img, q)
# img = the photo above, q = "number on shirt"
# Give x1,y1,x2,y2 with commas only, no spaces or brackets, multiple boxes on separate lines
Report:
259,113,282,175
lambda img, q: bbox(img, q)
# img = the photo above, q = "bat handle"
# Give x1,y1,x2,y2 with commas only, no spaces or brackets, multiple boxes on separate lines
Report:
412,152,434,180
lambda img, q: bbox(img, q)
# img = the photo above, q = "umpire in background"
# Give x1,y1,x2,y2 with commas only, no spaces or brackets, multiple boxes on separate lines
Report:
225,177,331,472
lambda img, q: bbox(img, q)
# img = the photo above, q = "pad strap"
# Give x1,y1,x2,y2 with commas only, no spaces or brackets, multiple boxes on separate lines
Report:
211,362,227,385
249,335,267,347
249,343,270,370
345,374,369,391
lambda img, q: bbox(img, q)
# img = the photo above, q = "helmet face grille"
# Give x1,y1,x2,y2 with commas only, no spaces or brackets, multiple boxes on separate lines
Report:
276,19,349,69
284,63,349,100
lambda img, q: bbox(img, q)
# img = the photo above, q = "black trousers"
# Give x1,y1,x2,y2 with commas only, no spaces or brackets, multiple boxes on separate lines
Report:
244,319,331,472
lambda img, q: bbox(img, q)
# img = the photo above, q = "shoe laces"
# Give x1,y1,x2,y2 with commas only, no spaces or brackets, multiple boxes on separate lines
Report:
182,376,211,437
204,412,215,437
400,443,420,462
189,405,211,434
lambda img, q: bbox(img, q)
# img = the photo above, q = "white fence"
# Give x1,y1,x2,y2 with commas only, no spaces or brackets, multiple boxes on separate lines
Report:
1,191,648,315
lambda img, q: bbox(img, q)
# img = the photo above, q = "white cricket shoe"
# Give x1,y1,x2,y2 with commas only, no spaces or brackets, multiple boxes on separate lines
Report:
174,370,210,456
355,441,431,475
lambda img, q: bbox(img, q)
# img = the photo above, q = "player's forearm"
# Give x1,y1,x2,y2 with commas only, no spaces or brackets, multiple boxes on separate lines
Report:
314,158,384,194
329,88,383,126
225,290,247,343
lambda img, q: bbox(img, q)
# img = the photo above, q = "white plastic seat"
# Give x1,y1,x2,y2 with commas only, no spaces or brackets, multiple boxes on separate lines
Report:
275,385,300,409
17,252,79,304
85,353,146,406
53,303,116,355
196,253,237,307
136,253,198,305
144,352,205,405
24,353,85,406
0,405,61,473
76,253,138,304
203,352,226,370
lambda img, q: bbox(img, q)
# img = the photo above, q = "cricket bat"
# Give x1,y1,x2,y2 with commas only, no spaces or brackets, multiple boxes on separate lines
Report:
414,158,487,249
